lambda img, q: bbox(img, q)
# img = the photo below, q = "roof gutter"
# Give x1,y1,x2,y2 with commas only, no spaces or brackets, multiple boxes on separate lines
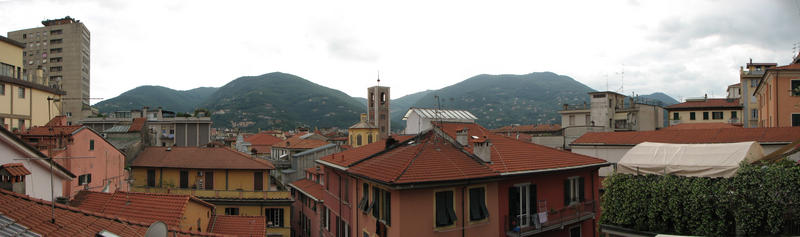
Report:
499,162,611,176
287,183,320,202
315,159,348,171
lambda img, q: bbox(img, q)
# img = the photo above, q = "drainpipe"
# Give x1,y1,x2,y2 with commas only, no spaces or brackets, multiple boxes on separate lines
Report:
462,185,465,237
591,170,596,237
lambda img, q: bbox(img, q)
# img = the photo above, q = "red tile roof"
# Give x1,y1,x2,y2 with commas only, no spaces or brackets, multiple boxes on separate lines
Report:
209,215,266,236
318,136,414,168
662,123,740,130
572,127,800,145
132,147,275,170
491,124,561,133
305,166,324,176
436,122,607,174
496,133,534,142
128,117,146,132
347,133,497,184
45,115,68,127
70,191,215,229
21,125,82,136
0,189,220,236
289,179,325,200
272,136,330,149
0,163,32,176
665,98,741,110
771,63,800,70
244,132,283,146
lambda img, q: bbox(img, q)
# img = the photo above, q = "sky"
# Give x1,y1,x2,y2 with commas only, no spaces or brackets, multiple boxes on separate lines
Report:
1,0,799,104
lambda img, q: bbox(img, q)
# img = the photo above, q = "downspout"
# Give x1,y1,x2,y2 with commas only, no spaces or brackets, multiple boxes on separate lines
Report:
775,71,779,127
462,185,466,237
591,170,596,237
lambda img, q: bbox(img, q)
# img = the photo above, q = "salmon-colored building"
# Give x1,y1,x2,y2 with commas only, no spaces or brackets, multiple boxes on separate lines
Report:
754,53,800,127
294,121,608,237
17,116,127,199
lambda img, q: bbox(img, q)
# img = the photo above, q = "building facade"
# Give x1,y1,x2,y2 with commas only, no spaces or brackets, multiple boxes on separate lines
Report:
754,55,800,127
0,126,74,201
1,35,64,130
367,86,390,138
8,16,92,125
739,61,777,128
666,97,743,126
130,146,293,236
303,121,608,237
348,113,379,148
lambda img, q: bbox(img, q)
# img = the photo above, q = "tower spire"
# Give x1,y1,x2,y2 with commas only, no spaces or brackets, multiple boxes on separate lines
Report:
377,70,381,86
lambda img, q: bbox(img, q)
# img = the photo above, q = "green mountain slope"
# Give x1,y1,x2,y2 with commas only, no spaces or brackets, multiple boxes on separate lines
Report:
640,92,679,106
202,72,364,131
400,72,595,129
93,86,218,113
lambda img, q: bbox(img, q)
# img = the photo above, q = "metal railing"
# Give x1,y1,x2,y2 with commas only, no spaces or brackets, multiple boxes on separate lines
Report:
131,186,291,200
504,200,596,236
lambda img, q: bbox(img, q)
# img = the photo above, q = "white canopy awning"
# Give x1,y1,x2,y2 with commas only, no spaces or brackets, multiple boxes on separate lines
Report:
617,141,765,178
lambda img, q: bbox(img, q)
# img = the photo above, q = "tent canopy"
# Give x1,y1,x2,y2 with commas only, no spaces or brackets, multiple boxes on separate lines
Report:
617,141,765,178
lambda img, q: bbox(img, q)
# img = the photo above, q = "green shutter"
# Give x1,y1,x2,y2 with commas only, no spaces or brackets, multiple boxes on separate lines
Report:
564,179,571,206
579,177,585,202
384,191,391,225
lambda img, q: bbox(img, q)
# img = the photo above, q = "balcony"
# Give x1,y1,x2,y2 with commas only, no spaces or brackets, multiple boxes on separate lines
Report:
131,186,290,200
268,158,292,169
504,200,596,237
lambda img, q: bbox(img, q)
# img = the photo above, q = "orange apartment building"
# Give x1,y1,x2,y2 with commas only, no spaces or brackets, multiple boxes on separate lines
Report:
754,53,800,127
292,121,608,237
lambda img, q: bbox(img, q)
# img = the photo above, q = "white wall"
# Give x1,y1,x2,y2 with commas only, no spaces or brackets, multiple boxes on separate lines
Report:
571,145,631,176
403,112,433,135
0,138,68,201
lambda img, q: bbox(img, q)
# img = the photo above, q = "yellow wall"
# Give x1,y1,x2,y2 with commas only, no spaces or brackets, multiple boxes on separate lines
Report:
0,39,23,69
348,127,379,148
669,109,743,124
215,204,263,216
180,201,214,232
0,83,61,129
30,89,61,126
132,167,269,191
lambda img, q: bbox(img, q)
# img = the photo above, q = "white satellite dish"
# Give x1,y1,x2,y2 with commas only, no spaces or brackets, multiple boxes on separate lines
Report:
145,221,168,237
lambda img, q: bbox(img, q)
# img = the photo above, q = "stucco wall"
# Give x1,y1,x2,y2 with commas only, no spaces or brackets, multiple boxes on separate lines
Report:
181,200,213,232
57,128,126,198
0,134,69,201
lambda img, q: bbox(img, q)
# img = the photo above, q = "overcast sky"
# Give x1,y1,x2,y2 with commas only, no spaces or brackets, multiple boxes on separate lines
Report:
2,0,799,104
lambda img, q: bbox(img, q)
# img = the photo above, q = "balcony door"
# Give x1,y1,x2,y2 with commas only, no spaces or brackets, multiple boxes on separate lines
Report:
179,170,188,188
204,171,214,190
509,183,537,228
254,172,263,191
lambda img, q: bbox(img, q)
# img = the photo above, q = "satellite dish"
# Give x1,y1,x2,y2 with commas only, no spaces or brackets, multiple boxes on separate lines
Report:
145,221,168,237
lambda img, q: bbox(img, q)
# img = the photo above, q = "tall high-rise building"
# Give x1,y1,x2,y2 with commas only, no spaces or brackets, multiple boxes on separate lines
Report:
8,16,91,125
367,85,390,138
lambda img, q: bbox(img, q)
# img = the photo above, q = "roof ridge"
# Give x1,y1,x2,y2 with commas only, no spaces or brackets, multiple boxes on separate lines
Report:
393,135,430,183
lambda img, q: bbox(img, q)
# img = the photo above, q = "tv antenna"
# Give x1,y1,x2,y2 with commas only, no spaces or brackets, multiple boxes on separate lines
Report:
616,65,625,93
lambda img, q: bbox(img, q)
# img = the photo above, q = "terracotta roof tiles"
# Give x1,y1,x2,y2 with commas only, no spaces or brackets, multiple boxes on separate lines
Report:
0,189,221,236
21,125,82,136
491,124,561,133
209,215,266,236
289,179,325,200
665,98,741,110
662,123,740,130
131,147,275,170
70,191,214,229
572,127,800,145
318,136,414,167
272,136,330,149
128,117,146,132
243,132,283,146
0,163,32,176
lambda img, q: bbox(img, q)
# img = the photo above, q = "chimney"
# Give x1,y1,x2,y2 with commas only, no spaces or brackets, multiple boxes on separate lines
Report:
360,113,367,123
456,128,469,146
473,138,491,163
385,136,398,149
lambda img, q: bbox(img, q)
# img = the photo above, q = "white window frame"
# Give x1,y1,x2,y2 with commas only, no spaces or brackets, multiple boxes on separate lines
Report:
567,176,581,205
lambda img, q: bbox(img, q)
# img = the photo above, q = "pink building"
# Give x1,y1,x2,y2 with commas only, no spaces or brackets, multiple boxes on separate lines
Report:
295,121,607,237
18,116,127,199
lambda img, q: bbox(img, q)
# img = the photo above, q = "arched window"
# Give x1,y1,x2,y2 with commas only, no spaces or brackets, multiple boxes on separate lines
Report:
357,134,363,146
370,93,375,107
350,135,354,145
381,92,386,104
368,134,373,144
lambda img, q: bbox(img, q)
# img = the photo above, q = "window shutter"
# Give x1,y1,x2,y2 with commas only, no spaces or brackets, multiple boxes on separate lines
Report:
479,188,489,219
435,192,447,226
384,191,391,225
529,185,537,218
372,187,380,218
564,179,571,206
445,191,457,225
469,188,480,221
579,177,585,202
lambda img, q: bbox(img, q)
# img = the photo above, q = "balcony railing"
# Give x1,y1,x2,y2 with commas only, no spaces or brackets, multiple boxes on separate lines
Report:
131,186,291,200
504,200,596,237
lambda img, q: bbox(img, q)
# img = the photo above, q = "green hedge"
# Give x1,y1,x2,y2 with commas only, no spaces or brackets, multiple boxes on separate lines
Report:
600,159,800,236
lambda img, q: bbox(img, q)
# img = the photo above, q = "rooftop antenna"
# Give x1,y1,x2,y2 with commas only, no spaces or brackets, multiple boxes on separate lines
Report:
616,65,625,93
376,70,380,86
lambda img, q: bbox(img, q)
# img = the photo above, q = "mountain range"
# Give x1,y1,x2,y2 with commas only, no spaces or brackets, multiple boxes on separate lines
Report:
93,72,679,131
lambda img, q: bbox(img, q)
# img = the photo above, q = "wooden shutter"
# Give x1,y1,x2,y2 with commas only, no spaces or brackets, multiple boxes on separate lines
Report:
579,177,585,202
147,169,156,187
179,170,188,188
254,172,263,191
564,179,571,206
205,171,214,190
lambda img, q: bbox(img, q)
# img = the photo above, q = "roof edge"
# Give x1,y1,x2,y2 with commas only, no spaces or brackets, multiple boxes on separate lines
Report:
499,162,611,176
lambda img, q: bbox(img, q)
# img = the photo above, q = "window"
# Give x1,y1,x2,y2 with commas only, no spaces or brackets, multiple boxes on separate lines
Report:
358,183,369,212
564,176,585,206
793,114,800,127
672,112,679,120
89,139,95,150
792,80,800,96
337,218,350,237
50,29,62,35
752,109,758,119
50,48,62,53
570,225,581,237
712,112,723,120
509,184,536,228
50,39,62,44
179,170,188,188
435,190,457,227
468,187,489,221
367,134,373,144
569,115,575,126
731,111,738,119
342,177,350,204
0,63,13,77
50,66,62,72
370,187,390,225
17,87,25,98
703,112,709,120
147,169,156,187
265,208,284,227
254,172,263,191
322,206,330,230
50,57,62,63
224,207,239,215
0,83,5,95
204,171,214,190
78,174,92,185
357,134,362,146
